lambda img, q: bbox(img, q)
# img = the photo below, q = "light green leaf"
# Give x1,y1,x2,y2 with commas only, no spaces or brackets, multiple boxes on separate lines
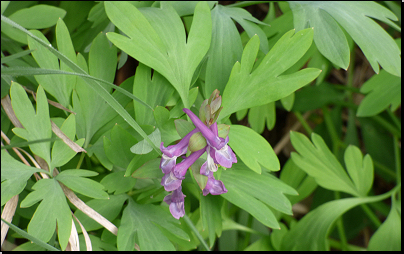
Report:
55,169,109,199
154,106,181,146
51,114,85,168
220,30,321,120
280,158,317,205
248,102,275,134
289,1,401,76
290,131,360,196
1,218,60,251
11,83,52,170
105,1,212,108
100,171,137,195
174,119,195,138
203,4,268,98
133,64,174,126
103,124,137,169
117,198,189,251
221,162,298,229
130,128,161,155
200,194,223,248
357,69,401,117
368,199,401,251
27,19,75,108
131,158,163,179
1,150,49,206
228,125,279,174
20,178,72,251
344,145,374,197
280,186,400,250
1,14,160,155
1,4,66,44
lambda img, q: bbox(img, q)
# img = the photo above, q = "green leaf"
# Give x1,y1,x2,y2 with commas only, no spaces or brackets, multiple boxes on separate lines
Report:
103,124,137,169
131,158,163,179
203,4,269,98
290,131,360,196
11,83,52,170
228,125,279,174
220,30,321,120
117,198,189,251
292,82,344,112
51,114,85,168
344,145,374,197
289,1,401,76
26,19,75,108
280,158,317,205
133,64,174,126
105,1,212,108
1,218,60,251
357,69,401,117
1,66,152,111
248,102,275,134
55,169,109,199
20,178,72,251
74,194,128,233
1,4,66,44
1,14,160,155
130,128,161,155
174,119,195,138
200,194,223,248
280,186,399,250
368,199,401,251
221,163,298,229
1,150,48,206
100,171,137,195
154,106,181,146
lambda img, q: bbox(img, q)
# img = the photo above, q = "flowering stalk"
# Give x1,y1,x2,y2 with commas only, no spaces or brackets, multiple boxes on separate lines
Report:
160,89,236,219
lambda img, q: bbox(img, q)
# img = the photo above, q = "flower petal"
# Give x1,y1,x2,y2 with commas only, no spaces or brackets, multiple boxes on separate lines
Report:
183,108,221,149
161,172,182,192
203,175,227,196
173,146,206,179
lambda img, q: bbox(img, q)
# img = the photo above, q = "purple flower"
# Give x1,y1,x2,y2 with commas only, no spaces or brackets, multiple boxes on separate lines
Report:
184,109,237,169
161,171,183,192
160,128,199,174
173,146,206,180
202,172,227,196
163,186,186,219
200,146,217,176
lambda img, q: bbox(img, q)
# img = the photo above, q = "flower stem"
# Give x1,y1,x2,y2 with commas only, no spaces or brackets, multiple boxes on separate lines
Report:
183,214,211,251
293,111,313,135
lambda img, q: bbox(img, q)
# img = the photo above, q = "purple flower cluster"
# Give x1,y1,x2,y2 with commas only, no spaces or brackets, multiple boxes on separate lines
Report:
160,108,237,219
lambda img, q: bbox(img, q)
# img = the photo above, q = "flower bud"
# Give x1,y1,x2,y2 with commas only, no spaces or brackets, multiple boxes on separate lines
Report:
188,132,207,152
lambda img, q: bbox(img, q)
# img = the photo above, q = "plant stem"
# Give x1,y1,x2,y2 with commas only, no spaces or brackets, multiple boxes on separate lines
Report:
387,108,401,130
322,106,339,155
183,214,211,251
334,191,348,251
293,111,313,135
328,238,366,251
360,204,381,228
226,1,269,8
371,114,401,139
393,135,401,200
76,152,85,169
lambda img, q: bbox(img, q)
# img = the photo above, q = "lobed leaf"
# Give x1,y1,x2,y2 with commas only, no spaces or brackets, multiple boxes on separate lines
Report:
289,1,401,77
228,124,279,174
105,1,212,108
20,178,72,251
220,29,321,120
